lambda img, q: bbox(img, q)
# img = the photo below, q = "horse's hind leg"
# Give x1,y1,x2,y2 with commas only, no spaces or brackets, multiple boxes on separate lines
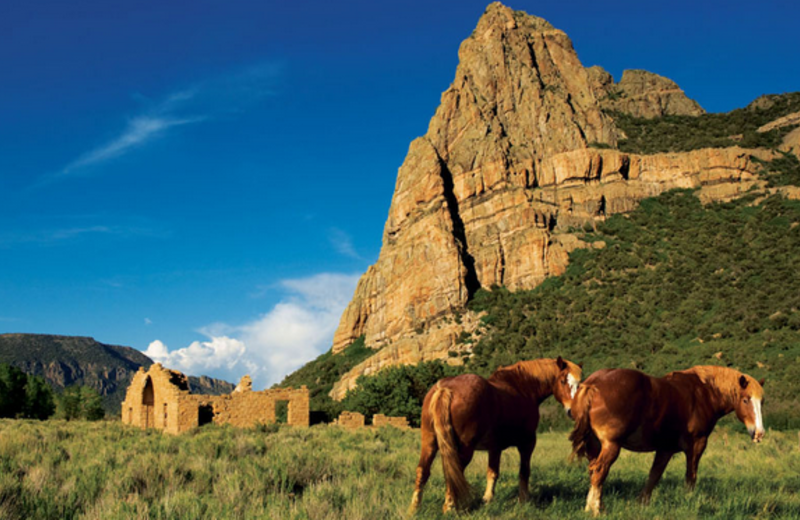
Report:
409,426,437,514
517,438,536,502
585,434,601,462
482,449,501,503
443,446,474,513
585,441,620,517
639,450,674,504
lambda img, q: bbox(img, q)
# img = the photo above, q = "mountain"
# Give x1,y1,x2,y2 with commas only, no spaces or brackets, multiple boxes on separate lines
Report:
319,2,800,400
0,333,234,414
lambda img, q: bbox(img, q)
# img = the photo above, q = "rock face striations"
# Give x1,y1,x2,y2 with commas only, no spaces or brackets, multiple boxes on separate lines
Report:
328,3,776,399
587,67,705,119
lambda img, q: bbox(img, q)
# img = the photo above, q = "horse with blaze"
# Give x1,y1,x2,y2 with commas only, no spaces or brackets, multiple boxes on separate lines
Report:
569,365,766,516
409,357,582,513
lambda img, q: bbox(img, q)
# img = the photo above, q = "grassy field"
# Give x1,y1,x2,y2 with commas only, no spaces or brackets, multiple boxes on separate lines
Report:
0,420,798,519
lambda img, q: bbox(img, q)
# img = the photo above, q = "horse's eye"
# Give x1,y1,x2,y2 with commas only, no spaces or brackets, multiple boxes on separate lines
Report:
743,398,750,404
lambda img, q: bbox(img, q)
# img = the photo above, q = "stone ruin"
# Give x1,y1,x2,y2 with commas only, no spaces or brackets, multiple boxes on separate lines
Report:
335,411,410,430
121,364,309,434
373,413,410,429
335,411,365,429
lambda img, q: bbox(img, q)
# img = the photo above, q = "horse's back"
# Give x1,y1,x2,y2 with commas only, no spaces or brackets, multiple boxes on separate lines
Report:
581,368,661,448
421,374,496,445
583,368,699,451
583,368,654,410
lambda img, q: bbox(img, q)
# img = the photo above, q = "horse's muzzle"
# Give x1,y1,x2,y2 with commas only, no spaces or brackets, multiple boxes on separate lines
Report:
749,427,765,443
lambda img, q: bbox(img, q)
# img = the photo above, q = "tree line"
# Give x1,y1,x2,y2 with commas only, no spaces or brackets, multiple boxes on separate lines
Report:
0,363,104,421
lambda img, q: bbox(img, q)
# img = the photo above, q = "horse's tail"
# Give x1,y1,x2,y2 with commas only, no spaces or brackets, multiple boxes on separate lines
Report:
429,382,471,509
569,384,597,460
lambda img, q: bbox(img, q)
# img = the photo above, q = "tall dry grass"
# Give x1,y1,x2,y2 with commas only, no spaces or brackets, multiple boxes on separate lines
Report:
0,419,797,519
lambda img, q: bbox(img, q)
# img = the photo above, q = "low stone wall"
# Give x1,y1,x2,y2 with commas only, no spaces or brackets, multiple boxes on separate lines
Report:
336,411,365,429
373,414,410,430
335,411,411,430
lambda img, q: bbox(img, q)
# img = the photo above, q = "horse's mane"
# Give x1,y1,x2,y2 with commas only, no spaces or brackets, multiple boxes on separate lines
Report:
488,359,561,398
680,365,764,402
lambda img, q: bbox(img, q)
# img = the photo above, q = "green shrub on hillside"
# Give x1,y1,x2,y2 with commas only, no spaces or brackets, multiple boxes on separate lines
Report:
276,336,373,423
612,92,800,154
465,189,800,428
752,152,800,187
340,361,463,427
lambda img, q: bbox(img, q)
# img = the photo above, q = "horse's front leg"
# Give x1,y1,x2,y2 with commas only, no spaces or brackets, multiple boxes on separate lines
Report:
684,436,708,490
639,450,674,504
585,441,620,516
517,438,536,502
482,449,501,503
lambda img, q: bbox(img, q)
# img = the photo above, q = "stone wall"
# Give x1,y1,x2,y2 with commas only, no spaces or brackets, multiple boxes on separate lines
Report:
335,411,365,429
373,414,410,430
121,364,309,434
335,411,410,430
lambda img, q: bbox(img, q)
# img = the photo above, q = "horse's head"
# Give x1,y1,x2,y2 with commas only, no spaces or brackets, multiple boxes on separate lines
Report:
734,374,766,443
553,356,582,418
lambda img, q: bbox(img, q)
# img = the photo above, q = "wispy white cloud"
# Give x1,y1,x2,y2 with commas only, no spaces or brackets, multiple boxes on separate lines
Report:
0,221,168,247
328,227,362,260
59,116,203,177
144,272,360,388
40,62,281,185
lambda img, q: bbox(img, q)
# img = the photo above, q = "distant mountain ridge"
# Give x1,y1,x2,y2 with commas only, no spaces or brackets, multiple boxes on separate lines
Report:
0,333,234,414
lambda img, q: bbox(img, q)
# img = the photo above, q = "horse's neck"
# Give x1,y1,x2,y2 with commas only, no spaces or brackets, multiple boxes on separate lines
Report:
496,380,552,403
697,375,738,416
493,364,557,403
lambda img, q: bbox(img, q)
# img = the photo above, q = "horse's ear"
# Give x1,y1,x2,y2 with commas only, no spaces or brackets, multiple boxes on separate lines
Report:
578,362,584,369
556,356,567,371
758,378,766,387
739,375,749,389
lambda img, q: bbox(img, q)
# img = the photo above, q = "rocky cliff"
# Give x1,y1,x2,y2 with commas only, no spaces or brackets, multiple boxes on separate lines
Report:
0,333,234,413
587,67,705,119
328,3,791,400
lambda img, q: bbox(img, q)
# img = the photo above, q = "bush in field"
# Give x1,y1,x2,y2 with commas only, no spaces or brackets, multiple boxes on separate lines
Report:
0,363,55,420
55,385,105,421
341,361,463,426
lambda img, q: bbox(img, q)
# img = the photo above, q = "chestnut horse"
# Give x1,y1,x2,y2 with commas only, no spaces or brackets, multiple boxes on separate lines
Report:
570,366,766,516
409,357,582,513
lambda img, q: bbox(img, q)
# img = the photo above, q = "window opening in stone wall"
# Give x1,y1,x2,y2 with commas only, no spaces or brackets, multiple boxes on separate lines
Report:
163,402,168,427
275,400,289,424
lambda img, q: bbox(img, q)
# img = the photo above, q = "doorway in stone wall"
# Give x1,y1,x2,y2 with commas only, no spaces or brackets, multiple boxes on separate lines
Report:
198,404,215,426
142,377,155,428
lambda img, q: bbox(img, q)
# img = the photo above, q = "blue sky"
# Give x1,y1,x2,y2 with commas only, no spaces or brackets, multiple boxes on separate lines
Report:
2,0,798,388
